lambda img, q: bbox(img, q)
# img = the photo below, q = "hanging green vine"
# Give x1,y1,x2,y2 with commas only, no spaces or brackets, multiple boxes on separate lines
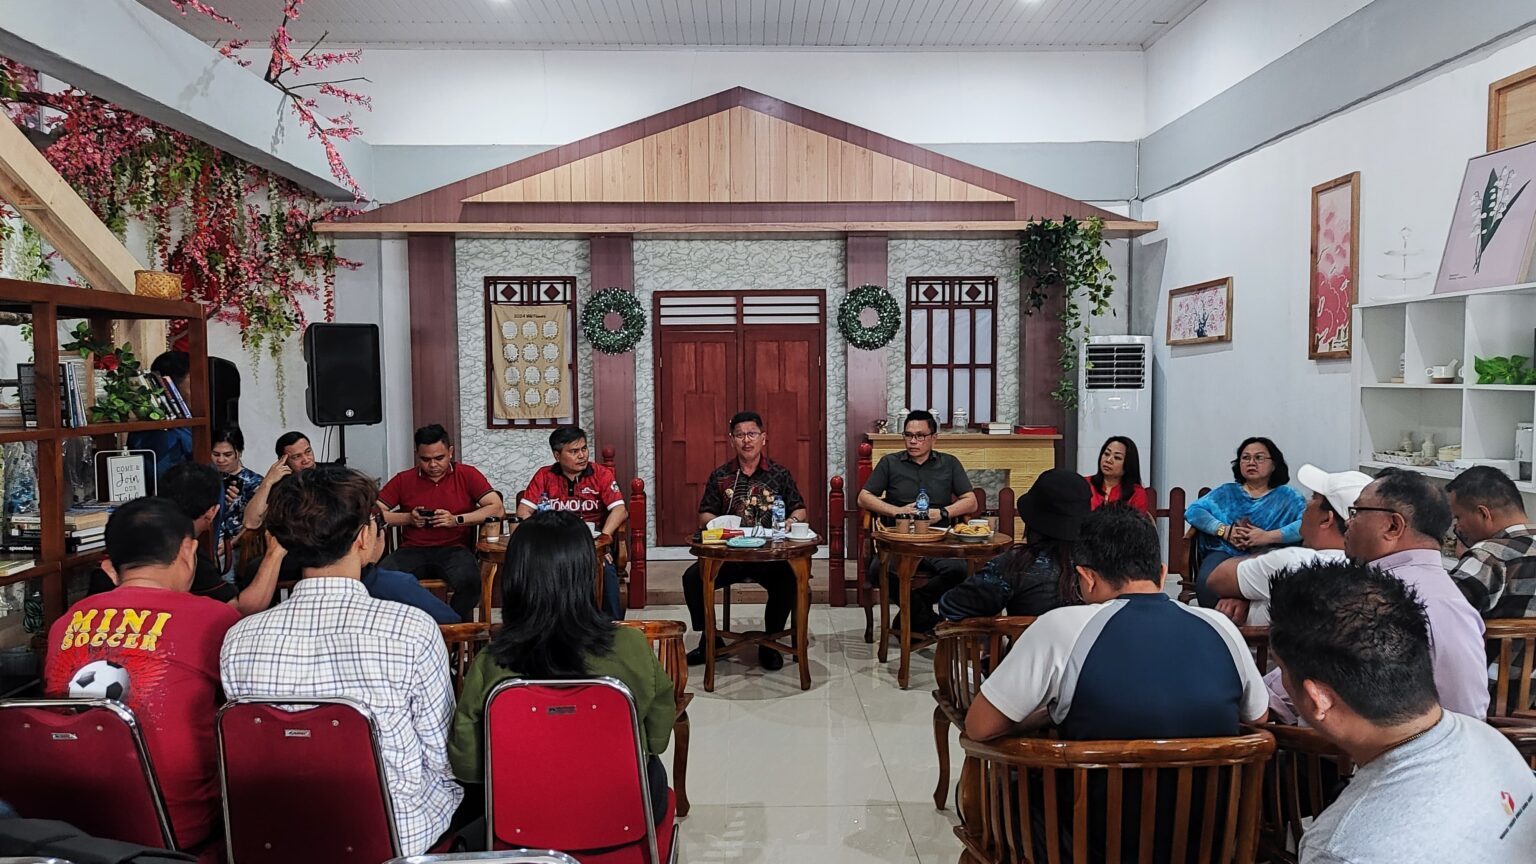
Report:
1017,216,1116,410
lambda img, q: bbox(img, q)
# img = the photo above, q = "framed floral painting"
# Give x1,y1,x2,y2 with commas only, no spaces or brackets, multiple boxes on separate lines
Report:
1166,278,1233,346
1435,139,1536,294
1310,172,1360,360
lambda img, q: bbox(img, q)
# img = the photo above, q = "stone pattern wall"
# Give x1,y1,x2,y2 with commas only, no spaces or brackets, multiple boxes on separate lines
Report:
633,239,846,545
455,238,594,500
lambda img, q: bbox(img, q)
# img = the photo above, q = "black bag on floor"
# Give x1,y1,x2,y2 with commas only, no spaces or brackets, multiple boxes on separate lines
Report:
0,818,195,864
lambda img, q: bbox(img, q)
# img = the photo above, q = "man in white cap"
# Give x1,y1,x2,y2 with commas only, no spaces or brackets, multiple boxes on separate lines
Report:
1205,464,1369,626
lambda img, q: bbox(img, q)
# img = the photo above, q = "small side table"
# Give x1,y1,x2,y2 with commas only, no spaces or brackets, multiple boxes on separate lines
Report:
476,531,611,622
875,531,1014,689
688,537,819,692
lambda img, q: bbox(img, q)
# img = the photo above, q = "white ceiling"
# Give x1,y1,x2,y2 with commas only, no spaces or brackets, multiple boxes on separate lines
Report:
143,0,1208,51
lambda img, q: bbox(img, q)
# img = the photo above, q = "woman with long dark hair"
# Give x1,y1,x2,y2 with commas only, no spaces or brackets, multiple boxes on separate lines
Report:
937,468,1091,619
1185,436,1306,608
1085,436,1149,514
448,510,673,823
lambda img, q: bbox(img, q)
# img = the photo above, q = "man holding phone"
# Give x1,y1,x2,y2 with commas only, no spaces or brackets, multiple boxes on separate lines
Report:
377,424,505,619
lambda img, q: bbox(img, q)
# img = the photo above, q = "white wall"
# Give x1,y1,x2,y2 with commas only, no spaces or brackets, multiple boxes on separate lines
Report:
1142,30,1536,495
1144,0,1374,132
339,48,1146,146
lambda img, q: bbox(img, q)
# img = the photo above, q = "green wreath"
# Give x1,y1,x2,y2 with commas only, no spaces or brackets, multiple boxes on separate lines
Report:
581,288,646,354
838,283,901,350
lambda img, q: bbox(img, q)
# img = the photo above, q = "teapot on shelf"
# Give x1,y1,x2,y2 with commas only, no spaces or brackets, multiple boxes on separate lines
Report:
1425,359,1461,381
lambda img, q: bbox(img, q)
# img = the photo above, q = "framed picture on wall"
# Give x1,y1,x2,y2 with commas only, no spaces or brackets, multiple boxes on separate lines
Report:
1434,139,1536,294
1166,278,1233,346
1309,172,1360,360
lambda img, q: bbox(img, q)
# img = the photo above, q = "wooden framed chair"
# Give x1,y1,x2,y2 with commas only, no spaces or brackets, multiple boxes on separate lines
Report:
931,616,1036,811
1489,718,1536,770
442,622,495,698
1240,625,1271,673
0,698,176,849
483,677,678,863
619,619,693,817
1486,618,1536,719
955,729,1275,864
1248,722,1355,864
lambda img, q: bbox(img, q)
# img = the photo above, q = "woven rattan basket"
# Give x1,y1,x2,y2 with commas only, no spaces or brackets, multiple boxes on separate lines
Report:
134,270,182,300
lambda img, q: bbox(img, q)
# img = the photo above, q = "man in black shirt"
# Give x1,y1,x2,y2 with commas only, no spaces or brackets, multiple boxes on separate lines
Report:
683,411,808,671
147,463,281,616
857,409,979,633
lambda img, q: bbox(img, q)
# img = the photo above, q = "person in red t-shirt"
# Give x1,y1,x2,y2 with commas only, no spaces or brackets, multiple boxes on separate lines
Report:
378,424,505,619
1084,435,1151,514
44,497,241,850
516,425,628,618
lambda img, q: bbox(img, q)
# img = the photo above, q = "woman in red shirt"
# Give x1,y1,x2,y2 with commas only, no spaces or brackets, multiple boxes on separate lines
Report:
1085,436,1150,514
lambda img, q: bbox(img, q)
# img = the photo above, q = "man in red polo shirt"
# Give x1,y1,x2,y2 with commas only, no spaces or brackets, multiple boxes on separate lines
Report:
516,425,628,617
378,424,505,619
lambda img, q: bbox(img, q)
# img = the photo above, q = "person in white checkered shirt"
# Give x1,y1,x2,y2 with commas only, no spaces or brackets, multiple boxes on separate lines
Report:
220,466,463,855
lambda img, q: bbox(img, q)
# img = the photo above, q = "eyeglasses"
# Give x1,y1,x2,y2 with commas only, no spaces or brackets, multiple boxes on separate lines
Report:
1347,505,1398,521
730,431,762,441
371,512,386,531
1238,455,1271,464
903,432,933,441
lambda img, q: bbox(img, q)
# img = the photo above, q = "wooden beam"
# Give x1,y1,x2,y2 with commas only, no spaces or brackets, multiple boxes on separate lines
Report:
317,219,1159,238
0,112,143,293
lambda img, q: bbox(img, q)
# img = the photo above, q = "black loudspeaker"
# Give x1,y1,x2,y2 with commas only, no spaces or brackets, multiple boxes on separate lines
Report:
303,323,382,426
209,357,241,431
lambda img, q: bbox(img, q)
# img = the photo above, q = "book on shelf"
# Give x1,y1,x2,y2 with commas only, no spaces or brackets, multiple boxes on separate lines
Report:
160,374,192,419
9,507,113,530
18,361,94,428
0,556,36,577
985,422,1013,435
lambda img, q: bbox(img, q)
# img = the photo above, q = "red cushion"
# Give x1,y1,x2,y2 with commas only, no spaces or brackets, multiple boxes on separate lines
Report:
569,791,676,864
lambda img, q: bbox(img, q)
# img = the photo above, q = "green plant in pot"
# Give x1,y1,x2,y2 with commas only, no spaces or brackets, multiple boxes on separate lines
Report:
61,322,170,423
1474,355,1536,386
1017,216,1117,409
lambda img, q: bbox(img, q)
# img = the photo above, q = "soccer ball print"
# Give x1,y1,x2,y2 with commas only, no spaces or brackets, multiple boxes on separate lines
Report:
70,659,131,701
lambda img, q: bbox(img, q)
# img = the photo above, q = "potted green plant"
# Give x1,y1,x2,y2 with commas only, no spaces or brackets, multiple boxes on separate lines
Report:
61,323,170,423
1017,216,1117,409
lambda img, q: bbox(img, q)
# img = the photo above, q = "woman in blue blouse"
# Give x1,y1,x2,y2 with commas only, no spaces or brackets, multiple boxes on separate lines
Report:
211,427,263,551
1185,436,1306,607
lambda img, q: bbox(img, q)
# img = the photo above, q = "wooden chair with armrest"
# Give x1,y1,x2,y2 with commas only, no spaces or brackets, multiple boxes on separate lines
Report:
931,616,1035,811
1489,718,1536,770
440,622,494,699
1486,618,1536,720
1240,625,1272,673
1249,722,1355,864
618,618,693,818
955,728,1276,864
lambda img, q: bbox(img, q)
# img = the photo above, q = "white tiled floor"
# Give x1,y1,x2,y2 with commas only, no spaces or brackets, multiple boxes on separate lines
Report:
634,604,964,864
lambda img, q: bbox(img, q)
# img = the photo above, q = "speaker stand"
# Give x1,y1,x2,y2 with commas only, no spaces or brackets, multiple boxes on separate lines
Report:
334,425,348,467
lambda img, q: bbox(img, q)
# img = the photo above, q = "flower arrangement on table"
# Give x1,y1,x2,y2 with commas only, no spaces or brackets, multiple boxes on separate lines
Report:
61,323,171,423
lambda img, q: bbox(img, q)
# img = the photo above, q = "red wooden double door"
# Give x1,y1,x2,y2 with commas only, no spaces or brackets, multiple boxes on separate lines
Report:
654,291,827,546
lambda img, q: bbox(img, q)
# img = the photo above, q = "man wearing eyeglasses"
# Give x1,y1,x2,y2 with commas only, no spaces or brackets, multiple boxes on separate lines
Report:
1266,468,1488,723
683,411,807,670
857,409,979,633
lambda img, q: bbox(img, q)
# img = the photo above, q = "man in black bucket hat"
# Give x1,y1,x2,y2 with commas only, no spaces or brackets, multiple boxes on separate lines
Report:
938,468,1094,621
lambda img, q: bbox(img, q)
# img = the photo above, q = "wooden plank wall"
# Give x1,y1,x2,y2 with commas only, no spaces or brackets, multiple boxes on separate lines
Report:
469,107,1011,205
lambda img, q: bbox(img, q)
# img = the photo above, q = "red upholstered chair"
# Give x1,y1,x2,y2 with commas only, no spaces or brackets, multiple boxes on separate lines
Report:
386,855,580,864
217,697,450,864
0,698,176,849
484,677,678,863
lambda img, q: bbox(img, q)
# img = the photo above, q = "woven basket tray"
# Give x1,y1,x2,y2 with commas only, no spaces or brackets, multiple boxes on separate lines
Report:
873,524,947,543
134,270,183,300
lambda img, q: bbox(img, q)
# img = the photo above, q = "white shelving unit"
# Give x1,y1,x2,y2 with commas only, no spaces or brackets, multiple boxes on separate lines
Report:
1352,281,1536,504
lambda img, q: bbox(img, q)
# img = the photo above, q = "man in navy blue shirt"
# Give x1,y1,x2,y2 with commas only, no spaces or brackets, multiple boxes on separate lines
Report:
967,505,1268,741
361,510,460,625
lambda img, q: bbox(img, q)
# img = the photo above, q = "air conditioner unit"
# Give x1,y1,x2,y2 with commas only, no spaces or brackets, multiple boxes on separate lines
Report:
1076,335,1153,482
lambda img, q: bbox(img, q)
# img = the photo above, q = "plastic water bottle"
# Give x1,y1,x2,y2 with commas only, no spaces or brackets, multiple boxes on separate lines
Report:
915,487,930,518
771,498,787,541
537,492,552,512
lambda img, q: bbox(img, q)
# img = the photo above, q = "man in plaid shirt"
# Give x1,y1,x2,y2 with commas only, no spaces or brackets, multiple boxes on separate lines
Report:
1447,466,1536,619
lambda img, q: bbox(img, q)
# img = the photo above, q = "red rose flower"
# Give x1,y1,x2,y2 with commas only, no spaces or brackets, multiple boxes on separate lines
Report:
97,353,119,372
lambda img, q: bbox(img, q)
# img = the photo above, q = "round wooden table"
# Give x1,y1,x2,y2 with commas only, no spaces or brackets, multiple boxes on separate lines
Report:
688,536,819,692
874,530,1014,689
476,531,612,623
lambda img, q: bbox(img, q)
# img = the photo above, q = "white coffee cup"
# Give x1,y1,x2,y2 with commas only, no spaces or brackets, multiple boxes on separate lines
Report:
789,522,814,540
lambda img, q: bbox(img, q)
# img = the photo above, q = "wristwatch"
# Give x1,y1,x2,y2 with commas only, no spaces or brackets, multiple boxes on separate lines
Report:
455,515,464,525
938,506,950,522
1216,524,1228,539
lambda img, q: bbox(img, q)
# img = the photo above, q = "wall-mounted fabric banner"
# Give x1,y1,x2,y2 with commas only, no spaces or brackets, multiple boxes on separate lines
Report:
489,304,569,420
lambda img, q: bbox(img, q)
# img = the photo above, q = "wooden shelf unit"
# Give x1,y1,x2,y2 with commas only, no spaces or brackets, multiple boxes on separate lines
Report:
1352,283,1536,504
0,277,210,624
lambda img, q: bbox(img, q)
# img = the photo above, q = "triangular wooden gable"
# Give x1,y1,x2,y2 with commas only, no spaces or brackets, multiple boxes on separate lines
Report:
337,87,1130,230
467,106,1011,205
